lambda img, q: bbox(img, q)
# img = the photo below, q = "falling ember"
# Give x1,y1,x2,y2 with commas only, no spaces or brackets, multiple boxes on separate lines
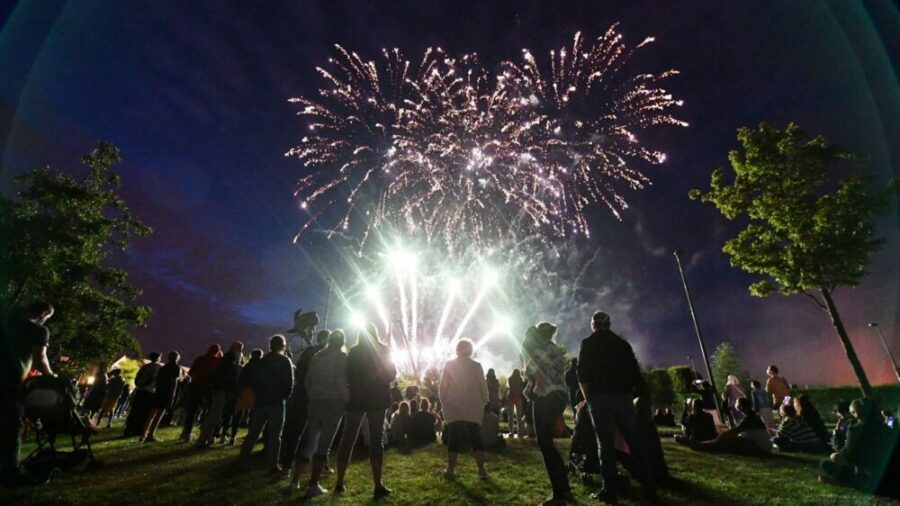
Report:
287,25,686,254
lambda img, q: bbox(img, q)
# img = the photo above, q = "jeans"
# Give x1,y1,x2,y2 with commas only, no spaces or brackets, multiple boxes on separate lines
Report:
336,410,385,470
239,404,286,470
533,392,570,499
588,392,653,497
298,400,345,462
279,391,308,468
198,390,227,445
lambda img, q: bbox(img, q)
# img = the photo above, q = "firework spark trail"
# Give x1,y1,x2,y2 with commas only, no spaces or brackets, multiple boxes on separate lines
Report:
288,25,686,255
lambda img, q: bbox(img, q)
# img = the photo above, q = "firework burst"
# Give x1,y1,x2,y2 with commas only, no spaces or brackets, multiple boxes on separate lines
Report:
287,25,686,253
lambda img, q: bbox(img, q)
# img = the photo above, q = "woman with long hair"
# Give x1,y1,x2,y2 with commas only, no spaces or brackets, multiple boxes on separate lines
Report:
333,322,396,500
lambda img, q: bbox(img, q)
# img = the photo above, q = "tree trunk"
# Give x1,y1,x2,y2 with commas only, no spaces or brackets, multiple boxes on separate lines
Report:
820,289,873,397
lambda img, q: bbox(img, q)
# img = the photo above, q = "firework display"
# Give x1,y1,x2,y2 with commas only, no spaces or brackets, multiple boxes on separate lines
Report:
287,24,687,253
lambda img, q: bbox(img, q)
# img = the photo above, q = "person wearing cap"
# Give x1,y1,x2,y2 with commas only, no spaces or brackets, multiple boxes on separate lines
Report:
524,321,572,505
577,311,656,503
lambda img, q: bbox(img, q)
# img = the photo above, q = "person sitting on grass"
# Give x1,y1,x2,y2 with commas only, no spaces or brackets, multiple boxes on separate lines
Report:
794,395,831,451
662,407,677,427
411,397,438,445
832,401,852,451
691,397,771,456
439,338,489,481
389,401,412,447
674,398,717,445
819,399,896,493
773,404,829,453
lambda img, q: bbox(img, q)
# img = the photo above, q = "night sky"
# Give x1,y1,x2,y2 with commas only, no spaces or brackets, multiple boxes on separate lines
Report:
1,1,898,386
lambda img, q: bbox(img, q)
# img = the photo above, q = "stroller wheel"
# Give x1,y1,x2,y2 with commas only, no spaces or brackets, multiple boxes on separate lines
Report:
45,467,62,484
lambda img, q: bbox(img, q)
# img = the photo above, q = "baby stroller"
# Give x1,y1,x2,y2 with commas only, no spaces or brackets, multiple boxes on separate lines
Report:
568,406,600,485
20,375,99,483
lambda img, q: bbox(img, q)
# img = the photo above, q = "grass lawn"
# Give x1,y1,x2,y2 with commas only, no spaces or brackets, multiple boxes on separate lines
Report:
2,423,896,505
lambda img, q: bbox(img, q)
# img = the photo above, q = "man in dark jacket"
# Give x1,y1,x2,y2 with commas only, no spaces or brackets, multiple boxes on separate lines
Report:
577,311,656,503
239,335,294,472
281,330,329,470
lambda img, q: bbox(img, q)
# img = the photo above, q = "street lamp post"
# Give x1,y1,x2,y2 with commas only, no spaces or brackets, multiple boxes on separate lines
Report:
868,322,900,383
674,249,725,424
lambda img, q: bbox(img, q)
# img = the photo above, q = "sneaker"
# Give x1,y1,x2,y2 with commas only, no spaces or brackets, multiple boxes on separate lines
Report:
443,468,456,480
373,484,392,501
322,464,334,475
305,484,328,498
227,437,236,446
478,469,489,480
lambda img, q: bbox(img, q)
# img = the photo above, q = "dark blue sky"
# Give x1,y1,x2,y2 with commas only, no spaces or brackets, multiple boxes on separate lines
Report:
1,1,898,385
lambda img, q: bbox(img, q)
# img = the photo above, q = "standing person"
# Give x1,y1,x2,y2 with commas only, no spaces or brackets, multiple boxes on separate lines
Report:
197,341,243,448
524,322,572,505
577,311,656,503
390,381,403,405
98,369,126,428
765,365,791,409
565,358,582,412
0,301,54,484
141,351,184,443
724,375,747,426
439,338,489,481
83,370,108,419
286,330,349,497
281,330,329,471
115,383,131,419
750,380,776,434
485,369,501,414
334,323,396,500
126,352,162,437
507,369,526,438
239,335,294,472
179,344,223,442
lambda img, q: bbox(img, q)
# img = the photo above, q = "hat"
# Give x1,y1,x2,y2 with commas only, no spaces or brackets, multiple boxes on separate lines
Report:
592,311,611,329
536,321,558,340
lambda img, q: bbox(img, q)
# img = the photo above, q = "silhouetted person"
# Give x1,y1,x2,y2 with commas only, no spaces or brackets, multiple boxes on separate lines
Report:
577,311,656,503
765,365,790,409
525,322,572,504
197,341,243,448
286,330,349,498
98,369,125,428
0,301,54,483
281,330,329,470
239,335,294,472
126,352,162,437
334,323,396,501
141,351,184,443
675,398,717,444
180,344,223,442
439,339,489,481
485,369,501,414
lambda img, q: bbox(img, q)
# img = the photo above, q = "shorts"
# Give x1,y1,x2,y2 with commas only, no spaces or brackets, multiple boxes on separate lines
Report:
447,421,483,453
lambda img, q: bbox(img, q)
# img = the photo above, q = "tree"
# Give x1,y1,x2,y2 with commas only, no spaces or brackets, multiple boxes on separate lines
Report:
644,368,676,407
710,342,748,393
0,142,152,375
668,365,698,394
690,122,896,397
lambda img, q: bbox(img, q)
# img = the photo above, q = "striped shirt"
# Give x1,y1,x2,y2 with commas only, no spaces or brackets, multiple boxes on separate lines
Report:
777,417,821,446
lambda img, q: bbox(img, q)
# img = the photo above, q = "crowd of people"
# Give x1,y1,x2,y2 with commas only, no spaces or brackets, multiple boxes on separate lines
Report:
2,299,900,503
